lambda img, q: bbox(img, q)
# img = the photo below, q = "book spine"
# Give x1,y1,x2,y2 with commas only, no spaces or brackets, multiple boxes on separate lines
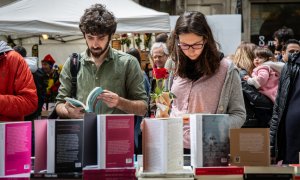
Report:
244,173,293,180
0,124,4,176
195,167,244,175
47,120,55,173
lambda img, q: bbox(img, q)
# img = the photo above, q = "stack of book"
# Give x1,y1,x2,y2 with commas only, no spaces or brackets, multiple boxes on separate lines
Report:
33,119,84,179
0,121,32,178
82,114,136,179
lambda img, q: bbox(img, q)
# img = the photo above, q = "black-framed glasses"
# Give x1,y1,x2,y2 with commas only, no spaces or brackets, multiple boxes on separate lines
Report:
177,42,205,50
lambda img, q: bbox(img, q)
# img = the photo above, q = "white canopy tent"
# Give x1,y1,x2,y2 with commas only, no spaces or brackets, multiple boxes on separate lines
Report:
0,0,170,36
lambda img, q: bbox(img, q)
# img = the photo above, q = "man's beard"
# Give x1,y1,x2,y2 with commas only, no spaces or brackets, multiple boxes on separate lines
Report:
88,40,110,58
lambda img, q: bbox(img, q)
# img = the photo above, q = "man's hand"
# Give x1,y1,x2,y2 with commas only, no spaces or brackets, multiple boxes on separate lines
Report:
64,102,85,119
97,90,120,108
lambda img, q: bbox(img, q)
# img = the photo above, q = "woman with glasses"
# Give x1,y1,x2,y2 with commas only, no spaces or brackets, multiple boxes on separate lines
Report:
168,11,246,153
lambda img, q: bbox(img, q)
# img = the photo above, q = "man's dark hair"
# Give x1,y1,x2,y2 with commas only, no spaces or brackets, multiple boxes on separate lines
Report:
13,45,27,57
273,26,294,45
285,39,300,47
79,4,117,36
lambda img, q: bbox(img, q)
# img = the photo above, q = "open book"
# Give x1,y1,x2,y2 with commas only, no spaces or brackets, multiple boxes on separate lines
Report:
65,87,103,113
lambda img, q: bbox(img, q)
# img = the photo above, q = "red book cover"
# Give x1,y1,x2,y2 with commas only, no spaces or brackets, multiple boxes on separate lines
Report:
195,166,244,175
83,167,136,180
97,114,134,168
34,120,48,172
0,122,32,176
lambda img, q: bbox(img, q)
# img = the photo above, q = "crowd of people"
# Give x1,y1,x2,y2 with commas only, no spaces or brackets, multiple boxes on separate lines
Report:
1,3,300,164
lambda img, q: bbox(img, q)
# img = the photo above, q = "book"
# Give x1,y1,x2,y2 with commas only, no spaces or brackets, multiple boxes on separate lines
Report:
190,114,230,167
97,114,135,169
243,173,293,180
244,166,294,180
243,165,294,174
142,117,184,173
83,166,136,180
83,113,98,167
137,166,193,179
46,119,84,173
34,120,48,173
0,121,32,176
64,86,103,113
194,166,244,175
30,172,82,179
230,128,270,166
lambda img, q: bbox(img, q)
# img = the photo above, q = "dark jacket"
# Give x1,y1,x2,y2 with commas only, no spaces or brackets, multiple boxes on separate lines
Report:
239,69,273,128
270,52,300,161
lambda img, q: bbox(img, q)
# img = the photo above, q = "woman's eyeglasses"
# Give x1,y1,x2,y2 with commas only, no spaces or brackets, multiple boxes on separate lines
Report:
177,42,205,50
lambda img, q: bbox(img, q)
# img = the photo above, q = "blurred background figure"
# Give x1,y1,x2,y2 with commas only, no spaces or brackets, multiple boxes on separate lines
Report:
127,48,150,154
41,54,60,106
273,26,294,62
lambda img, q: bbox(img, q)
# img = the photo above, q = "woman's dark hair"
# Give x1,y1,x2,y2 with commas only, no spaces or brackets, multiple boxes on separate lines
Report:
126,48,141,66
169,11,220,80
79,4,117,36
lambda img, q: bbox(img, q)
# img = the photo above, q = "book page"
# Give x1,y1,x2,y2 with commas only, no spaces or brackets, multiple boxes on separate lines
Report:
143,119,164,172
166,118,183,172
64,97,85,109
34,120,48,172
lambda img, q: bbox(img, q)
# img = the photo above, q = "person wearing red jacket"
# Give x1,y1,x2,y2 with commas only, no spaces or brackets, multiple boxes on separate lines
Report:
0,41,38,121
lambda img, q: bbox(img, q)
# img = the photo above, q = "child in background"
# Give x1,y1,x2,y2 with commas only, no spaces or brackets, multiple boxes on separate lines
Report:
244,47,284,102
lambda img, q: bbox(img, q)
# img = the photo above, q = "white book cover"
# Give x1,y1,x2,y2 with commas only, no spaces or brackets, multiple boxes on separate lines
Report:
143,117,183,173
190,114,230,167
0,121,31,176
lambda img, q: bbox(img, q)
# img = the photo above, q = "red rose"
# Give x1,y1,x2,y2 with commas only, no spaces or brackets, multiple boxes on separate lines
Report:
153,68,168,79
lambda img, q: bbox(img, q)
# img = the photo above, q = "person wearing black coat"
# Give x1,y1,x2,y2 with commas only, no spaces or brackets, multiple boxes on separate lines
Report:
270,40,300,164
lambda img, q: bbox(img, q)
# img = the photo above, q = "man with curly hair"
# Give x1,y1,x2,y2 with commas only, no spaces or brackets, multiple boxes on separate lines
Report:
55,4,148,118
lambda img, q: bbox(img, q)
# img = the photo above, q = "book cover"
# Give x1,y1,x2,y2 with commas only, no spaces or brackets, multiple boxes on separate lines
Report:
142,117,183,173
83,113,98,167
230,128,270,166
34,120,48,173
0,121,32,176
65,87,103,113
190,114,230,167
47,119,83,173
83,166,136,180
97,114,135,169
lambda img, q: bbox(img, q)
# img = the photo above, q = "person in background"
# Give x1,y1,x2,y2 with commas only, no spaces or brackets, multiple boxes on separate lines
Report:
233,42,273,128
273,26,294,61
13,46,47,121
243,47,284,103
281,39,300,63
168,11,245,153
270,49,300,164
270,41,300,164
56,4,148,119
126,48,150,154
155,33,169,43
41,54,60,105
0,41,38,121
